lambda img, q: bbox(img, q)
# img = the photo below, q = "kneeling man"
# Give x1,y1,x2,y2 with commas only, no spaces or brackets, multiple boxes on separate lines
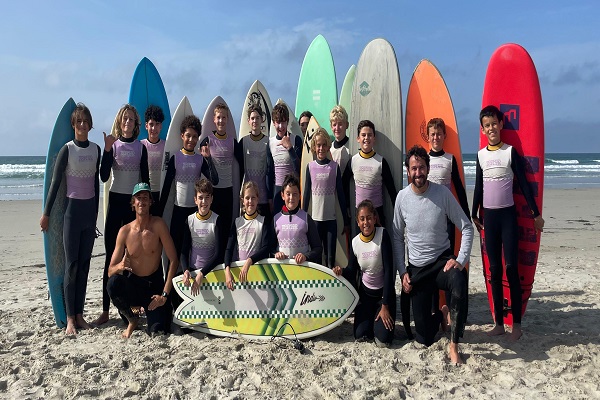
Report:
393,145,473,364
107,182,179,338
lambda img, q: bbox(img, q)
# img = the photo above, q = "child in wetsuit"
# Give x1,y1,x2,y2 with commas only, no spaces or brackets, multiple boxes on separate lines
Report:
333,200,396,346
329,105,351,175
140,105,166,216
41,103,101,335
223,181,271,290
302,128,349,269
472,105,545,341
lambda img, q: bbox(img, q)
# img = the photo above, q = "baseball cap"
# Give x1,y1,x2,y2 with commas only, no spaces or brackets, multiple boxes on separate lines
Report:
132,182,151,196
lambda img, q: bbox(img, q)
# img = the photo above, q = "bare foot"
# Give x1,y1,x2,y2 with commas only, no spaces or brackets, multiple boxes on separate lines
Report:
121,318,139,339
487,324,505,336
75,314,92,330
65,316,77,335
508,323,522,341
449,342,464,365
440,305,450,332
91,311,109,326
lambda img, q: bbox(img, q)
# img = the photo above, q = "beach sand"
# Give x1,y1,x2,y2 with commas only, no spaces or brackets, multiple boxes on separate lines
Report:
1,188,599,399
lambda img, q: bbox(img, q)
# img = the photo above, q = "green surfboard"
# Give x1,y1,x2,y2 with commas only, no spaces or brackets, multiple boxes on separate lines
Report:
339,64,356,118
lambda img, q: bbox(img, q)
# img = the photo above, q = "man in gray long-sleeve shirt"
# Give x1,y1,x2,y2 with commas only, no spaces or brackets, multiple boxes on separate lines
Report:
393,145,473,364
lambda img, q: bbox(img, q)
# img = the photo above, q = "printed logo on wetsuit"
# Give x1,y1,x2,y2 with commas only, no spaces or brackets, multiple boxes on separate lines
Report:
281,224,298,231
361,250,378,260
194,228,209,235
79,155,95,162
120,150,135,158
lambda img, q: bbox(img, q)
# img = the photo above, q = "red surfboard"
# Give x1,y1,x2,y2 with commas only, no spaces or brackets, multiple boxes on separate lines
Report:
480,43,544,325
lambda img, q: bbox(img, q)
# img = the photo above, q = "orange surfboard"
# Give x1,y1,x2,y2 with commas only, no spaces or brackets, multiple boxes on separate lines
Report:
405,59,469,306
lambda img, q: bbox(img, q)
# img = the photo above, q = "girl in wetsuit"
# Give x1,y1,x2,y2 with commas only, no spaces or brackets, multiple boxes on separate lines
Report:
41,103,100,335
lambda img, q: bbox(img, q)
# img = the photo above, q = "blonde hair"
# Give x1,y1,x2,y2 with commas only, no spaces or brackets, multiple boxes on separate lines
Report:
329,105,348,123
112,104,141,139
310,128,332,154
214,102,229,116
241,181,260,213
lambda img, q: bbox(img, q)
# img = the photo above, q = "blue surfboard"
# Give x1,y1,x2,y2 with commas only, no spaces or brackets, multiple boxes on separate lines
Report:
43,98,76,328
128,57,171,140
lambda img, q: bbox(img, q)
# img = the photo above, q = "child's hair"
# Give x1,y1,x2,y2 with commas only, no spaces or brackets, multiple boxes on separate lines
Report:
299,110,313,120
71,103,93,129
479,105,504,126
180,115,202,136
356,199,378,224
214,102,229,116
310,128,332,154
114,104,141,139
280,173,300,192
329,105,348,123
272,103,290,123
195,178,213,196
404,144,430,169
247,103,264,120
144,105,165,123
240,181,260,212
356,120,375,137
427,118,446,136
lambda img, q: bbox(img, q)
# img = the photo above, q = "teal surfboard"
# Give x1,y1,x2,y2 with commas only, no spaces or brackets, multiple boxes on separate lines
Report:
339,64,356,118
173,259,359,339
43,98,77,328
128,57,171,141
295,35,338,138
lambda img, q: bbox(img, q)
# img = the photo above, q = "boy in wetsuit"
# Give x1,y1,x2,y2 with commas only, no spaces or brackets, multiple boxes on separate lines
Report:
141,105,165,216
329,105,351,175
472,105,545,341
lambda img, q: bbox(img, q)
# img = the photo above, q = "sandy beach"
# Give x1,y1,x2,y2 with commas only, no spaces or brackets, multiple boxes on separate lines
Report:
1,188,599,399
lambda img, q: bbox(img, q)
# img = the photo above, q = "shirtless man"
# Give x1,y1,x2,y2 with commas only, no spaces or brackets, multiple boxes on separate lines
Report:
107,182,178,338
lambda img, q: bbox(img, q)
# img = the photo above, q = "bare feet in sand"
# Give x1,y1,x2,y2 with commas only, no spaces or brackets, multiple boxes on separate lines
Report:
449,342,464,365
91,311,109,326
75,314,92,330
440,305,450,332
508,323,522,341
487,324,505,336
122,318,139,338
65,316,78,335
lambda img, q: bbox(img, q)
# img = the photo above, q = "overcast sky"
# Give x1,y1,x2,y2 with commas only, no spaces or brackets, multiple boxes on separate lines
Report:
1,1,597,155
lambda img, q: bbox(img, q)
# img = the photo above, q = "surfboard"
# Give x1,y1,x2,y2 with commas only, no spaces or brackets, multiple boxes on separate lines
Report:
238,80,273,142
405,58,469,306
349,38,403,234
295,34,338,139
160,96,194,273
172,259,359,339
128,57,171,141
300,117,349,268
43,98,76,328
200,96,241,219
339,64,356,118
480,43,544,326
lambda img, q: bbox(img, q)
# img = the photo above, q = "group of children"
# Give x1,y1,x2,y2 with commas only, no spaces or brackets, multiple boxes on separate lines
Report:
42,98,543,350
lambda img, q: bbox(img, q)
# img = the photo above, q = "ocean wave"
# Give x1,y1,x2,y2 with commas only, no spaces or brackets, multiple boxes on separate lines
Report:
546,159,579,165
0,183,43,189
0,164,45,178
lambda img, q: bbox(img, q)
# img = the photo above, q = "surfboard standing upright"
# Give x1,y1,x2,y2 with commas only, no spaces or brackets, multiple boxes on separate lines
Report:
172,259,359,339
43,98,77,328
295,34,338,139
480,43,545,325
349,38,403,233
339,64,356,119
239,80,273,142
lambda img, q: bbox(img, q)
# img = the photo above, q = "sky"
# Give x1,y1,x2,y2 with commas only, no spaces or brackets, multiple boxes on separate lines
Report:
1,1,598,155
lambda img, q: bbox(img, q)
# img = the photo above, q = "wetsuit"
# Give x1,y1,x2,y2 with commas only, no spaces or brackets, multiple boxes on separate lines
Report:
44,139,100,317
159,149,218,274
269,133,302,212
107,267,169,334
342,227,396,344
239,133,275,221
100,137,149,313
180,211,221,274
271,206,323,263
393,182,473,346
141,138,165,216
343,150,396,232
330,136,351,176
224,212,270,266
472,142,540,325
302,159,349,269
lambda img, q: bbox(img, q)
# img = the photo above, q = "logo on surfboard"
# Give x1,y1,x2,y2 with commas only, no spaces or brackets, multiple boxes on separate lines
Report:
500,104,520,131
359,81,371,97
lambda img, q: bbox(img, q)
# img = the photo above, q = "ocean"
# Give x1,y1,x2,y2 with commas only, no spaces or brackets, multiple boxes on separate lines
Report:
1,153,600,201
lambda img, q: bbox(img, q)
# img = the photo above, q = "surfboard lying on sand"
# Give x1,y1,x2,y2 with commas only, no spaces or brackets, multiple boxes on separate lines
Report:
172,259,359,339
43,98,76,328
480,43,545,325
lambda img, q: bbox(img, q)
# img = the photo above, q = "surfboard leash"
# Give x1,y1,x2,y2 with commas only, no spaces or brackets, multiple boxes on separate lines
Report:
270,323,305,354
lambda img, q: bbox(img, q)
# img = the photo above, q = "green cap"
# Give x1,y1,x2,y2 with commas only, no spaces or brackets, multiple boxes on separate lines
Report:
132,182,151,196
